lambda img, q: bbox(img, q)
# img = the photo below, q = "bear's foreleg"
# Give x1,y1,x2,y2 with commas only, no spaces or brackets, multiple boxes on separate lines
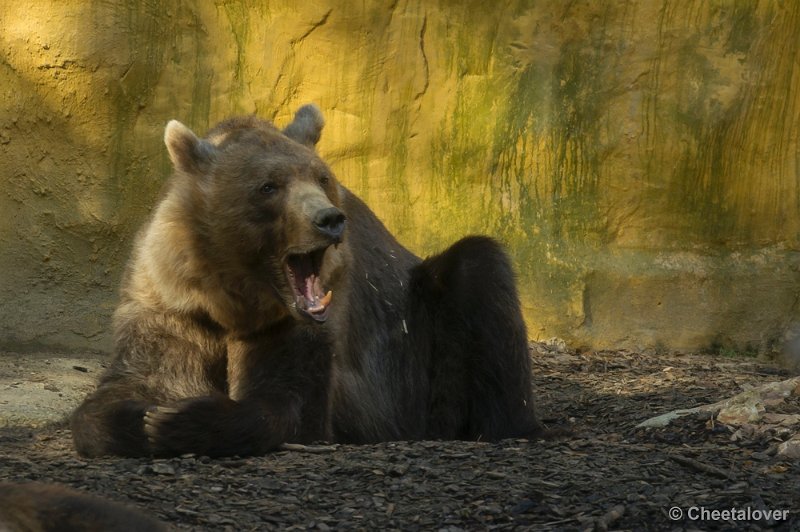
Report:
144,325,332,457
71,312,228,457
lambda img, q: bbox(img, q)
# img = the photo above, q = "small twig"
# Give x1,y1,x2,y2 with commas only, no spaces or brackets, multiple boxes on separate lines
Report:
540,517,581,527
670,454,734,479
278,443,338,453
528,478,562,489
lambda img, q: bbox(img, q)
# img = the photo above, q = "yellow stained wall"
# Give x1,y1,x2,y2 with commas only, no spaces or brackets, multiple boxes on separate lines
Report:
1,1,798,352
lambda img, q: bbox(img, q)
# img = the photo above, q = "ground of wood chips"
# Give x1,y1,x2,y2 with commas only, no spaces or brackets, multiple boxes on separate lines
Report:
1,342,798,531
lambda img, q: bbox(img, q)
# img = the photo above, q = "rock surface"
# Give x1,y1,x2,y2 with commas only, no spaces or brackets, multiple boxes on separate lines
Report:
1,2,799,353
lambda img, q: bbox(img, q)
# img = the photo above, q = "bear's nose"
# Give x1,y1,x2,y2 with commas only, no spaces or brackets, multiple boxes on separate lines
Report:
313,207,346,242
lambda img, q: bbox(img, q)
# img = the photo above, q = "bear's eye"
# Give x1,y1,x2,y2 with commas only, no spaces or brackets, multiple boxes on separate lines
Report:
260,183,278,195
319,175,329,186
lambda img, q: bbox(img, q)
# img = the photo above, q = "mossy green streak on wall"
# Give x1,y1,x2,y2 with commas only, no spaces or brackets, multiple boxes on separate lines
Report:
1,0,798,353
639,1,800,247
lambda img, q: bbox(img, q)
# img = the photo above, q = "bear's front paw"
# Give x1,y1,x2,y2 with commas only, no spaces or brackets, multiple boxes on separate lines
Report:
143,396,232,457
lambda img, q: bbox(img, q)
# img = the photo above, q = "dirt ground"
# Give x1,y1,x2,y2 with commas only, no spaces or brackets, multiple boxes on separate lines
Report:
1,342,799,531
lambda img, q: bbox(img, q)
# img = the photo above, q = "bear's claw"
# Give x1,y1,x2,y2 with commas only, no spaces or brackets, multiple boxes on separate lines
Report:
143,406,180,446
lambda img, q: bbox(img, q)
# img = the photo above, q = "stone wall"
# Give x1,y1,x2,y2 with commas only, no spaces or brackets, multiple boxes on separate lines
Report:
1,1,798,353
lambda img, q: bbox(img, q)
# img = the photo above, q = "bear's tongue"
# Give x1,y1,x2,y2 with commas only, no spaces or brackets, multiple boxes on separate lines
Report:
287,252,332,318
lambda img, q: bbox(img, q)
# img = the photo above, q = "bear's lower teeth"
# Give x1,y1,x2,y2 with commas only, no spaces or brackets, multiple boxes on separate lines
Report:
286,248,332,319
308,290,333,313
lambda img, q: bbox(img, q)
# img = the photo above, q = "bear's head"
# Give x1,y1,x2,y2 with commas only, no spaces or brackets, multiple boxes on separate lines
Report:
162,105,346,325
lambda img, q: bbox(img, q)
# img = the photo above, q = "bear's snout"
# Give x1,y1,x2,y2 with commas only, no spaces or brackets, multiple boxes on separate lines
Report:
313,207,346,242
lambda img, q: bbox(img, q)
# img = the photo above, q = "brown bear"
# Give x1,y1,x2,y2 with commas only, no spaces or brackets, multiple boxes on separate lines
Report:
70,104,542,457
0,482,170,531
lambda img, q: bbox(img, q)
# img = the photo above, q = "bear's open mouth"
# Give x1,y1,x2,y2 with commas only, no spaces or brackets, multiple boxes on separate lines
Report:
285,247,333,322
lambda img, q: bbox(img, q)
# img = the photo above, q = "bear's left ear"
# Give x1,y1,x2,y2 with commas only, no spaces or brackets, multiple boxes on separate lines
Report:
283,104,325,148
164,120,216,174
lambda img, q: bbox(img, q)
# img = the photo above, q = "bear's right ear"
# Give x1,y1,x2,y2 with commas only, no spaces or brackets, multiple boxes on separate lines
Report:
283,104,325,148
164,120,216,174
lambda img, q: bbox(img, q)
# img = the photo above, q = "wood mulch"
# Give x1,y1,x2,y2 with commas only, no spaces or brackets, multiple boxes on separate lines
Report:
1,342,798,531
